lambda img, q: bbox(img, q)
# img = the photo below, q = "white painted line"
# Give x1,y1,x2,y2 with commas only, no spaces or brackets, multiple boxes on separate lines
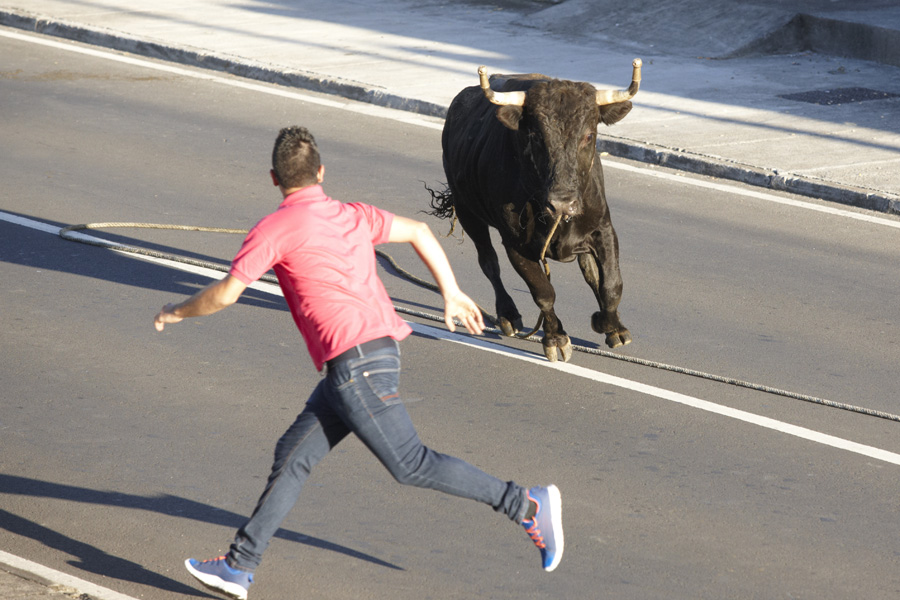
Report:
0,212,281,295
0,212,62,235
0,28,444,131
6,209,897,467
3,26,899,230
604,160,900,230
0,549,140,600
416,324,900,467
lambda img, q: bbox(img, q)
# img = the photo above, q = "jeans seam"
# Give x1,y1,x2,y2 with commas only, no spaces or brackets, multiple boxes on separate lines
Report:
232,417,327,569
350,379,476,497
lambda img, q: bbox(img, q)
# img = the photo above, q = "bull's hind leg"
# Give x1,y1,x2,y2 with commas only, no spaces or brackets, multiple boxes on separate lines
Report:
577,247,632,349
454,208,523,335
505,246,572,363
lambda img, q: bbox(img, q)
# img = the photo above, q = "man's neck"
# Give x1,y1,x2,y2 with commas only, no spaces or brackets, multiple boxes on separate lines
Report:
280,183,318,198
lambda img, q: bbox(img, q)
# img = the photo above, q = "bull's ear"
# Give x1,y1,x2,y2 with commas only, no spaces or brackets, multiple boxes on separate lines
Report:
599,101,632,126
496,105,524,130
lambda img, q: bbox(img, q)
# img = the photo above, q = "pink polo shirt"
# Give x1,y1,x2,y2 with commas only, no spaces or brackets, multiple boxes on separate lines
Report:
229,185,412,370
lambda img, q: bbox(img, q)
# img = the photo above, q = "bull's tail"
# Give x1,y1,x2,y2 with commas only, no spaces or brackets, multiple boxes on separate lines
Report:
423,182,462,238
424,182,455,220
422,183,464,237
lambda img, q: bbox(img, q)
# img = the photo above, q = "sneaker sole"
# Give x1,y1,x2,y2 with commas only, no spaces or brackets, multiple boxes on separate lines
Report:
545,484,564,572
184,559,249,600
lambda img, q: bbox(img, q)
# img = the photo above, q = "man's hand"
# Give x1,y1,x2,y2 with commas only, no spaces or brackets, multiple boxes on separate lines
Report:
152,275,248,332
154,303,183,331
444,291,485,335
389,216,485,336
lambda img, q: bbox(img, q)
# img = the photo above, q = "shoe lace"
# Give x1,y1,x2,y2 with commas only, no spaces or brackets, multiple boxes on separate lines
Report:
199,556,227,564
524,518,546,549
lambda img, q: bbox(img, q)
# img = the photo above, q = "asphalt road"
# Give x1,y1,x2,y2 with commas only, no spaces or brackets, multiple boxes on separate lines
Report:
2,32,900,600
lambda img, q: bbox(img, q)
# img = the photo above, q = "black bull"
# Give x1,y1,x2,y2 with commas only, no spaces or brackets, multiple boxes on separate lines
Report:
428,61,642,362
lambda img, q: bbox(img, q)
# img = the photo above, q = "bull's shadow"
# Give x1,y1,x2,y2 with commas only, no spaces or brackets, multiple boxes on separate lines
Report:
0,211,286,313
1,211,447,319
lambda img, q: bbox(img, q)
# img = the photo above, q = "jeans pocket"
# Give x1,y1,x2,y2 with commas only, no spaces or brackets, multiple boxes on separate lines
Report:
357,356,402,405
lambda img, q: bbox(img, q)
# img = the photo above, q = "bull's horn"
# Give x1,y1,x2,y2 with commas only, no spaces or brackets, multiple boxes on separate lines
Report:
478,66,526,107
595,58,642,106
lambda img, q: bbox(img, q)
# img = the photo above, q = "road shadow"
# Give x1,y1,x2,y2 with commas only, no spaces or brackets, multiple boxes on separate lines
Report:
1,211,287,313
0,474,402,595
1,210,435,314
0,508,212,598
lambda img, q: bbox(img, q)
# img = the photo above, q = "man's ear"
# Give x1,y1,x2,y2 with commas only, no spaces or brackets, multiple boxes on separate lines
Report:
270,169,280,186
496,105,524,131
317,164,325,183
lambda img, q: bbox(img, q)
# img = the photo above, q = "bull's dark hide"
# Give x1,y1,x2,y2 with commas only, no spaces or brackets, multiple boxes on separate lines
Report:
429,69,634,362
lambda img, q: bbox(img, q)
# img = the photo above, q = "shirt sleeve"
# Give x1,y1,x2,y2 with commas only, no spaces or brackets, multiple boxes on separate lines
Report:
348,202,394,245
229,225,278,284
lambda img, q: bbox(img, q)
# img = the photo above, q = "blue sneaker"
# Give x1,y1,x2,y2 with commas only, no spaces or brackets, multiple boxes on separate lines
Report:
523,485,564,572
184,556,253,600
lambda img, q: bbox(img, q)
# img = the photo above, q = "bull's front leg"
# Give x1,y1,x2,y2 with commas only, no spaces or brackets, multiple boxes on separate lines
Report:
505,246,572,363
577,231,631,348
455,208,523,336
477,242,524,336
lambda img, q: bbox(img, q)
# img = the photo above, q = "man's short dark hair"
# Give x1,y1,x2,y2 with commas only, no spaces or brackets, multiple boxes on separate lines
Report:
272,126,321,189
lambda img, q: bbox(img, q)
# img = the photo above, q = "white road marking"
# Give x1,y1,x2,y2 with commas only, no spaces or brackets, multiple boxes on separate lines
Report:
417,324,900,467
0,28,444,131
603,160,900,230
0,213,281,295
4,210,899,467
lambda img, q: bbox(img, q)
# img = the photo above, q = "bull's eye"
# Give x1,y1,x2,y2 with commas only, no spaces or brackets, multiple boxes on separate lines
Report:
581,132,596,149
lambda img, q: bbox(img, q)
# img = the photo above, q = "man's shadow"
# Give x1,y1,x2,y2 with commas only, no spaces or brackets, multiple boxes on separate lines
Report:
0,475,402,597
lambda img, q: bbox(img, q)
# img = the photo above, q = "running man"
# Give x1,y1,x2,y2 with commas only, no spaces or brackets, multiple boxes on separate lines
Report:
154,126,563,600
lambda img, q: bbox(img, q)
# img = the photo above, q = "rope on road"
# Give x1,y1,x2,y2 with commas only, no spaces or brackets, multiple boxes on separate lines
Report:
59,222,900,424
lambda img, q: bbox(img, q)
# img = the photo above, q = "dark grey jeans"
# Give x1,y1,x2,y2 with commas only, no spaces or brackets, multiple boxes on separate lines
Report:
228,340,527,571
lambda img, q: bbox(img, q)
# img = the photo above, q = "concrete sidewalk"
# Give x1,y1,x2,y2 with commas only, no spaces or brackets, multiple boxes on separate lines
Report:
2,0,900,214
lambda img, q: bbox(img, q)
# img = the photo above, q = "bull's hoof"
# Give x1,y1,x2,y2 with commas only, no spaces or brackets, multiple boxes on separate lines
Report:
543,336,573,363
605,329,632,349
498,317,518,337
591,312,632,349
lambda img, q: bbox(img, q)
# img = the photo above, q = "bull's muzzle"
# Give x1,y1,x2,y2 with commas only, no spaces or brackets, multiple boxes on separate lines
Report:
548,195,580,220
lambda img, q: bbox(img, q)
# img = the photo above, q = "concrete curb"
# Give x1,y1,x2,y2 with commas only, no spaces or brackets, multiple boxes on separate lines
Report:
0,550,139,600
3,9,899,216
600,138,900,214
729,12,900,69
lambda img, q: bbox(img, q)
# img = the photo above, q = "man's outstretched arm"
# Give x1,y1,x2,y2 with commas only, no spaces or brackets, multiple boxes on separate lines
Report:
388,215,484,335
154,274,248,331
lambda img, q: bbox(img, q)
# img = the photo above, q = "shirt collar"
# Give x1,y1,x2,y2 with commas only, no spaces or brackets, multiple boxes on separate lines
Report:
280,184,327,207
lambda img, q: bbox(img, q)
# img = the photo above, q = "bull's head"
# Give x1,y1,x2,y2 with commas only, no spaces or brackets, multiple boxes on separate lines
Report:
478,60,641,220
